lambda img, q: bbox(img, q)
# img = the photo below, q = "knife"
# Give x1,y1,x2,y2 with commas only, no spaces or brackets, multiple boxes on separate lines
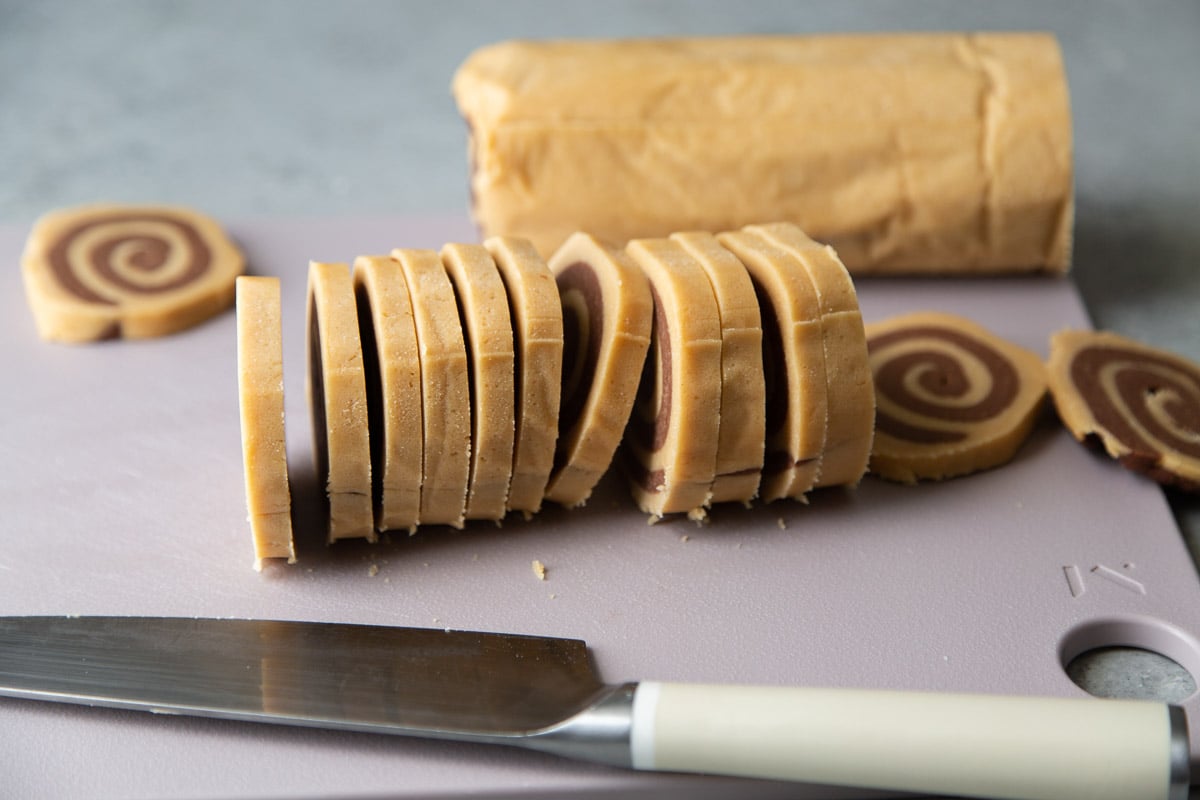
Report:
0,616,1187,800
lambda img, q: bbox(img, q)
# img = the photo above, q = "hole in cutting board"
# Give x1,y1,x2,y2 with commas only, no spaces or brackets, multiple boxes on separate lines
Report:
1060,618,1200,703
1067,647,1195,703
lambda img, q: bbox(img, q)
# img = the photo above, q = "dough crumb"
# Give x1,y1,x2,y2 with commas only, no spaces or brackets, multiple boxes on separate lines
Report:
680,534,690,543
777,517,787,530
687,507,708,524
549,593,557,600
367,563,379,577
532,559,547,580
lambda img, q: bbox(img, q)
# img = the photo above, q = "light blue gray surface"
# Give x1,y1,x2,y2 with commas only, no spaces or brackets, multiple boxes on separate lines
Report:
3,0,1199,733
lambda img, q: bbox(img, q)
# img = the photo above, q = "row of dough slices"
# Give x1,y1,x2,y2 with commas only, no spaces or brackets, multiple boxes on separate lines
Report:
236,222,877,568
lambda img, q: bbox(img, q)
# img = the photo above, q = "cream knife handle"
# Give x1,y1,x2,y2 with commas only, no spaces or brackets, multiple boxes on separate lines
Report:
628,682,1190,800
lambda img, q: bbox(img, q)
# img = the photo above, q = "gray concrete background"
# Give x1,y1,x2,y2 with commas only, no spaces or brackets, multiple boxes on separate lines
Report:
3,0,1199,704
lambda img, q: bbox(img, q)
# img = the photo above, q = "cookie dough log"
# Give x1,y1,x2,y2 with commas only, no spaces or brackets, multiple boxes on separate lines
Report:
441,243,516,521
748,223,875,488
484,236,564,516
391,249,472,528
717,231,827,503
1048,330,1200,492
235,276,296,570
21,203,244,342
623,238,723,518
671,232,765,505
544,233,653,507
452,34,1073,275
307,262,374,542
352,256,422,533
865,312,1047,483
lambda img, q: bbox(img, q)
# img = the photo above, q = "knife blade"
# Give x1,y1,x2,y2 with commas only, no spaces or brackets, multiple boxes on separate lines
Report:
0,616,1188,800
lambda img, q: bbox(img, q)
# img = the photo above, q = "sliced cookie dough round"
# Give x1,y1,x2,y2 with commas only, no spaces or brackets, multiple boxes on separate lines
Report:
235,276,296,570
671,231,765,506
716,230,828,503
307,261,375,542
353,256,423,533
391,248,471,528
544,232,653,508
441,243,516,522
484,235,564,516
747,222,875,489
21,203,244,342
623,237,723,518
865,311,1047,483
1048,329,1200,492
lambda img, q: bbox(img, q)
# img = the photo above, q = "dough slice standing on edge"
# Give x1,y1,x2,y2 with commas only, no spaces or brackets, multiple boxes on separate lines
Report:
623,237,723,518
865,311,1047,483
484,236,564,516
672,231,765,505
717,231,828,502
391,248,471,528
748,222,875,488
21,202,244,342
235,276,296,570
544,233,653,507
1048,329,1200,492
352,256,423,533
441,243,516,521
307,262,375,542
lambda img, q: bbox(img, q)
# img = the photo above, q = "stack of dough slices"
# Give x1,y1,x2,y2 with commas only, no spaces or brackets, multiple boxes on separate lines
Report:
236,222,876,565
307,240,565,541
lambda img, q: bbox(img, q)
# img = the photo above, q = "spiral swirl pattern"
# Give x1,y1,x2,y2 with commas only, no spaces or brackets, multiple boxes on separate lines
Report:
23,204,242,342
48,213,211,305
865,312,1047,482
1051,331,1200,490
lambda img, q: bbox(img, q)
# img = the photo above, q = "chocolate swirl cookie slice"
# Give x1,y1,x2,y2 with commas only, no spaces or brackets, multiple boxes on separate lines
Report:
391,249,472,529
544,233,653,508
484,236,564,516
21,203,243,342
235,276,295,570
748,222,875,488
865,312,1047,483
441,243,516,522
671,231,766,505
353,256,423,533
716,230,827,502
623,237,723,518
307,262,375,542
1048,330,1200,492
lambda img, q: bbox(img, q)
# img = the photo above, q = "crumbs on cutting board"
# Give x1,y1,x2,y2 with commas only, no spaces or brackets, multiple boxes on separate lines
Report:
532,559,547,580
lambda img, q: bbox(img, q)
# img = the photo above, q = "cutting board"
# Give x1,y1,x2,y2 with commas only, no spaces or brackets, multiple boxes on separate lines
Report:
2,214,1198,800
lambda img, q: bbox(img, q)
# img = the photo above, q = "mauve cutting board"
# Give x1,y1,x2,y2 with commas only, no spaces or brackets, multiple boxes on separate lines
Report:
2,214,1199,800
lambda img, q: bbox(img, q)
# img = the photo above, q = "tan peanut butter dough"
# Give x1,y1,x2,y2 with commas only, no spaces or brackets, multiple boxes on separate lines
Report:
441,243,516,521
544,233,653,507
717,231,828,502
352,256,423,533
390,249,472,528
1048,330,1200,492
484,235,564,516
235,276,295,570
21,203,245,342
306,262,375,542
748,223,875,488
671,232,766,505
865,311,1047,483
623,238,723,518
453,33,1073,275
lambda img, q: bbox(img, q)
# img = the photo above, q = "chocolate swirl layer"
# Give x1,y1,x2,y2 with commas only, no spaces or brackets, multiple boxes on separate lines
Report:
865,312,1047,483
1050,330,1200,491
869,326,1019,444
46,213,211,305
21,203,243,342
